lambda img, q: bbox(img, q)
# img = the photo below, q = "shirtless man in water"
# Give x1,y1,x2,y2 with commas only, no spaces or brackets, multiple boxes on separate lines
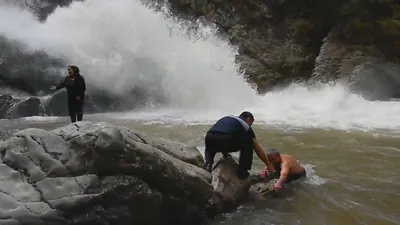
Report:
260,149,306,192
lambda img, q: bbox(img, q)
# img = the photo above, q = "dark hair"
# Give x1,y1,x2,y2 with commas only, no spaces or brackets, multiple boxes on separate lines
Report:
267,148,280,158
239,111,254,121
68,65,80,75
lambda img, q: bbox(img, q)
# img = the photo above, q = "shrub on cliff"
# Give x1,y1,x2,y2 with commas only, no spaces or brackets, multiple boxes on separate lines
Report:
336,0,400,57
279,0,399,58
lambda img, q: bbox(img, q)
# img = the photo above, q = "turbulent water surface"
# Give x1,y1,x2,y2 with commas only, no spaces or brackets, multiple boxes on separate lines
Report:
1,112,400,225
1,0,400,224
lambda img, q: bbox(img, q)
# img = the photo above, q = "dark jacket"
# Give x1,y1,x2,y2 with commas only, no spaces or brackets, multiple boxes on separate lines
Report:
56,74,86,100
208,116,256,139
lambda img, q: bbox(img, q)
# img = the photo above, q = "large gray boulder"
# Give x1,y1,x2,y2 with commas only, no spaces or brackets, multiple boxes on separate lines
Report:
6,97,43,119
0,94,43,119
0,121,212,225
206,156,276,216
0,94,18,118
310,30,400,101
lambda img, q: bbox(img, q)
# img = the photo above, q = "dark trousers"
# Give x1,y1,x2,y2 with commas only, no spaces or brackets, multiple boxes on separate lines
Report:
204,131,254,171
68,98,84,123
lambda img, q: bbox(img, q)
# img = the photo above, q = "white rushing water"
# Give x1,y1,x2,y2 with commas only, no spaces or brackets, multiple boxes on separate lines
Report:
0,0,258,109
2,0,400,132
103,82,400,132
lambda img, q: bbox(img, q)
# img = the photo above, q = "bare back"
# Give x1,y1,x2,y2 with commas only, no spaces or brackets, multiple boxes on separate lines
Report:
281,154,304,174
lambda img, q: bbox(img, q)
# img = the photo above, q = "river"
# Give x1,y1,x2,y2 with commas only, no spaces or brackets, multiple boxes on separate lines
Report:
1,109,399,225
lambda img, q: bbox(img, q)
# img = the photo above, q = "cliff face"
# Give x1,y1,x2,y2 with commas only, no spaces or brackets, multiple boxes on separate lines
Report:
5,0,82,21
151,0,322,91
0,36,66,96
1,0,399,98
149,0,400,92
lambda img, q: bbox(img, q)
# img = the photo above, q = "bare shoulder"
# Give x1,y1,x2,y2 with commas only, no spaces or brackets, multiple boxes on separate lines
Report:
281,154,296,161
281,154,299,165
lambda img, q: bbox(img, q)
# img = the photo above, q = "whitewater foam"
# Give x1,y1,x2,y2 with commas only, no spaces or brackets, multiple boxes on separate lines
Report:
99,82,400,132
0,0,258,110
303,164,327,186
21,116,63,123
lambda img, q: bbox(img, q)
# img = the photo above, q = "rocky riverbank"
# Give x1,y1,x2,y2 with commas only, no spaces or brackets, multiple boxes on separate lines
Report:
0,121,212,224
0,121,274,224
0,89,151,119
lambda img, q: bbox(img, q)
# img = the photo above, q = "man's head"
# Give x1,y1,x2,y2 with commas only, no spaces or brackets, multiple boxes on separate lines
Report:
239,111,254,126
267,149,282,166
68,65,80,76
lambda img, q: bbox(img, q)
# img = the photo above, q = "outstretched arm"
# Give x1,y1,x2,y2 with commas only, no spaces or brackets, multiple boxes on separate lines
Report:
55,77,66,90
253,138,275,173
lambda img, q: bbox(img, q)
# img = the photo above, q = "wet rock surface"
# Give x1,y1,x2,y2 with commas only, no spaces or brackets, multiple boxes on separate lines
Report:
0,95,43,119
206,156,275,216
0,121,213,225
0,94,18,119
310,30,400,100
6,97,43,119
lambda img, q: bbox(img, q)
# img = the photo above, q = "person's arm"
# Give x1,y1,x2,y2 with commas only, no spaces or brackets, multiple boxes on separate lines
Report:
253,138,275,173
55,77,66,90
77,76,86,98
276,161,289,186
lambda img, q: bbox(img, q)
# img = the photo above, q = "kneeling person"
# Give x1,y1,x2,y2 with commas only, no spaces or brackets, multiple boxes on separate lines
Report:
204,111,274,180
261,149,306,192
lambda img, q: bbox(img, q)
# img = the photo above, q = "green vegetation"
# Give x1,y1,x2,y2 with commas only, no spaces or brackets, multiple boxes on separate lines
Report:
336,0,400,57
276,0,400,58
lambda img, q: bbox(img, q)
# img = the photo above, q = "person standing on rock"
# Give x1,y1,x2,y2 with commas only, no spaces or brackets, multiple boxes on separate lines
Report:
204,111,275,180
50,65,86,123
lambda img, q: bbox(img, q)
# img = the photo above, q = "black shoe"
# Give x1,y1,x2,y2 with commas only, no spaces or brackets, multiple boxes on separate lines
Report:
203,163,212,172
236,169,250,180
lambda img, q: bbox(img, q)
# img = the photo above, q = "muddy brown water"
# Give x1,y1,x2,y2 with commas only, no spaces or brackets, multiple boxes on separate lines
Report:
1,114,399,225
